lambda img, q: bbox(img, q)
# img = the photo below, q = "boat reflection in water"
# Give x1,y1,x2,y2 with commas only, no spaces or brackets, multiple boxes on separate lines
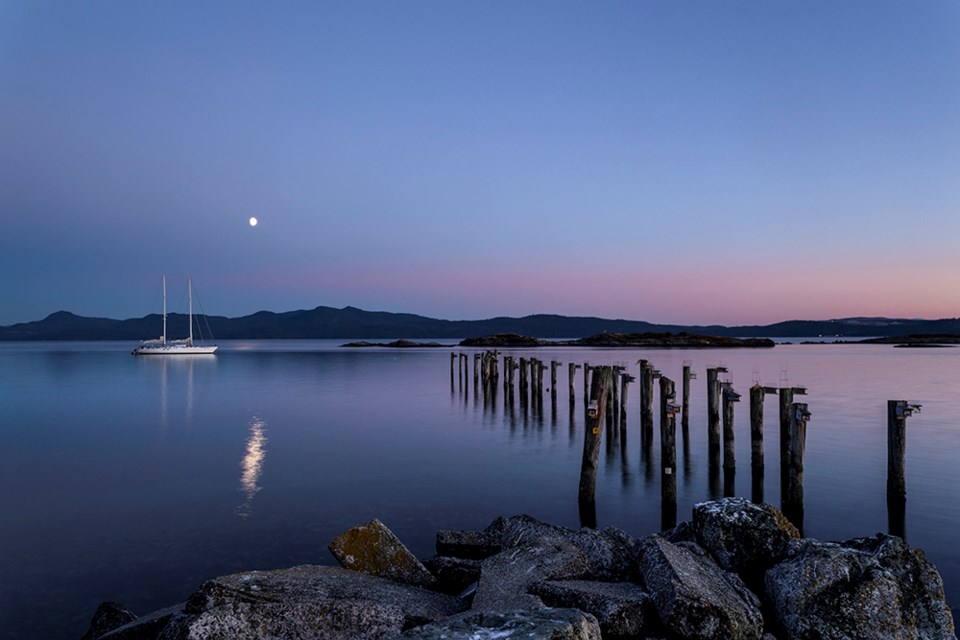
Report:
237,416,267,517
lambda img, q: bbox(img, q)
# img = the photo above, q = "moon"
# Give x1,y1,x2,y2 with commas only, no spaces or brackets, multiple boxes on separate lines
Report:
249,216,258,227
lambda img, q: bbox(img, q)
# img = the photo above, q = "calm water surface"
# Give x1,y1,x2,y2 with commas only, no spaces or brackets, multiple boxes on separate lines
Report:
1,340,958,638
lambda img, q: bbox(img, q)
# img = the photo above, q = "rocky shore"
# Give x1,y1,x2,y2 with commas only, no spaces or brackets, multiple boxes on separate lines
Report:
82,498,955,640
459,333,775,348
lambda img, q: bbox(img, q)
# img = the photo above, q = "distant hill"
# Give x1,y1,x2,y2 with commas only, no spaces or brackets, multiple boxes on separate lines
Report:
2,306,959,341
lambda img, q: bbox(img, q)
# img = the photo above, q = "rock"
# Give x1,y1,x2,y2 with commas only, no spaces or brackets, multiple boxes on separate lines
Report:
496,515,641,581
176,565,465,639
472,540,590,611
638,534,764,640
530,580,656,638
692,498,800,586
765,536,957,640
96,604,185,640
159,600,405,640
435,529,502,560
391,608,602,640
81,602,138,640
422,556,482,596
843,533,956,639
329,518,436,588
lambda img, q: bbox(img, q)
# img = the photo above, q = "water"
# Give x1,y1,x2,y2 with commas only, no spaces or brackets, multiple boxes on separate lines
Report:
1,340,958,638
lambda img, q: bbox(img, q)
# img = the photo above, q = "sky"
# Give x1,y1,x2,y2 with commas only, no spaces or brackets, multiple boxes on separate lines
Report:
1,1,959,327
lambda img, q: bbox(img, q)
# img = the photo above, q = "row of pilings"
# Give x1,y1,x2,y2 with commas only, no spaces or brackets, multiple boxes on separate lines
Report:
450,350,919,537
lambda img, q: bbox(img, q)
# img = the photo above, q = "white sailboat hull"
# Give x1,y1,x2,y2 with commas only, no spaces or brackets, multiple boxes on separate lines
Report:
133,344,218,355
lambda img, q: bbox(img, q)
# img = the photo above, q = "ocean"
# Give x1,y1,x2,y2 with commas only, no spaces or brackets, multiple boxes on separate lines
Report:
1,340,957,638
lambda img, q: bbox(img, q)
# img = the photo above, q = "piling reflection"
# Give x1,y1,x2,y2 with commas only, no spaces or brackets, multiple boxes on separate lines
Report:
237,416,267,518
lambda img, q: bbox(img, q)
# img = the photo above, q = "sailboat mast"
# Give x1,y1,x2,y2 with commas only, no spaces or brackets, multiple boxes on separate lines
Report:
189,277,193,344
162,273,167,346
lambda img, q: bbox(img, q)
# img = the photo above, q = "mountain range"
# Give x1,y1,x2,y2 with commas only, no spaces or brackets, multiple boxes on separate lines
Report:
1,306,959,341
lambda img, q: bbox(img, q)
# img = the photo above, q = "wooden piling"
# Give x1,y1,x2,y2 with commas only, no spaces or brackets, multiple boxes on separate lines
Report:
887,400,920,504
583,363,591,408
519,357,528,395
578,367,613,511
641,362,656,441
474,353,480,388
681,364,695,435
536,359,546,414
551,360,560,399
450,352,456,391
568,363,580,407
749,384,765,469
659,376,679,511
706,367,726,460
620,373,635,425
784,402,810,532
779,386,807,499
722,385,740,472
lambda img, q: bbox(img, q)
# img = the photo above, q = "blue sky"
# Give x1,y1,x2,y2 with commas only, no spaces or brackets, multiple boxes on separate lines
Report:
2,1,959,326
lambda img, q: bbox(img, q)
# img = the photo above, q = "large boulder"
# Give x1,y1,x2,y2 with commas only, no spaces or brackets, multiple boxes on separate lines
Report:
329,518,436,588
158,600,405,640
692,498,799,586
765,536,957,640
93,604,185,640
391,608,602,640
472,540,590,611
81,602,138,640
530,580,656,638
163,565,465,640
494,515,641,582
638,534,764,640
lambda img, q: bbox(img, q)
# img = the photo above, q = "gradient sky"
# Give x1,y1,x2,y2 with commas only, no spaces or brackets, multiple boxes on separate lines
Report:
2,1,959,326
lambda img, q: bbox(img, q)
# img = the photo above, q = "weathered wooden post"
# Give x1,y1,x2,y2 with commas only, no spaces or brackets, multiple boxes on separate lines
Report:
450,352,456,391
503,355,510,393
887,400,919,539
608,366,622,429
568,362,580,407
536,359,546,415
637,359,648,423
660,376,680,529
887,400,920,503
519,356,528,396
722,385,740,472
578,366,613,528
620,372,635,426
641,363,659,443
749,384,775,503
550,360,560,399
783,402,811,532
779,386,807,498
706,367,727,463
474,353,481,389
721,384,740,497
583,363,591,409
681,363,696,437
749,384,776,469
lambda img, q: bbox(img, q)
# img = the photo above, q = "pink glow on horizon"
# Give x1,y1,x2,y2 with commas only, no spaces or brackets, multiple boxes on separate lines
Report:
211,258,959,326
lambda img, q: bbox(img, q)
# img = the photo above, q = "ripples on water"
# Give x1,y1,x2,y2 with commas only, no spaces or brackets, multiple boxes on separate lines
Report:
1,340,958,638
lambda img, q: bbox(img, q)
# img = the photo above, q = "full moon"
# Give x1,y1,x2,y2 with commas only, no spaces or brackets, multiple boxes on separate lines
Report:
249,217,258,227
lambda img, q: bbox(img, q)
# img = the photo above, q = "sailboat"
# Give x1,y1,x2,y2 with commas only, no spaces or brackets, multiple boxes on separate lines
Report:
132,275,219,355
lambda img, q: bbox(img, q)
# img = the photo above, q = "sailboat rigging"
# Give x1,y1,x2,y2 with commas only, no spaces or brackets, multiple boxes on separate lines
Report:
132,275,218,355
